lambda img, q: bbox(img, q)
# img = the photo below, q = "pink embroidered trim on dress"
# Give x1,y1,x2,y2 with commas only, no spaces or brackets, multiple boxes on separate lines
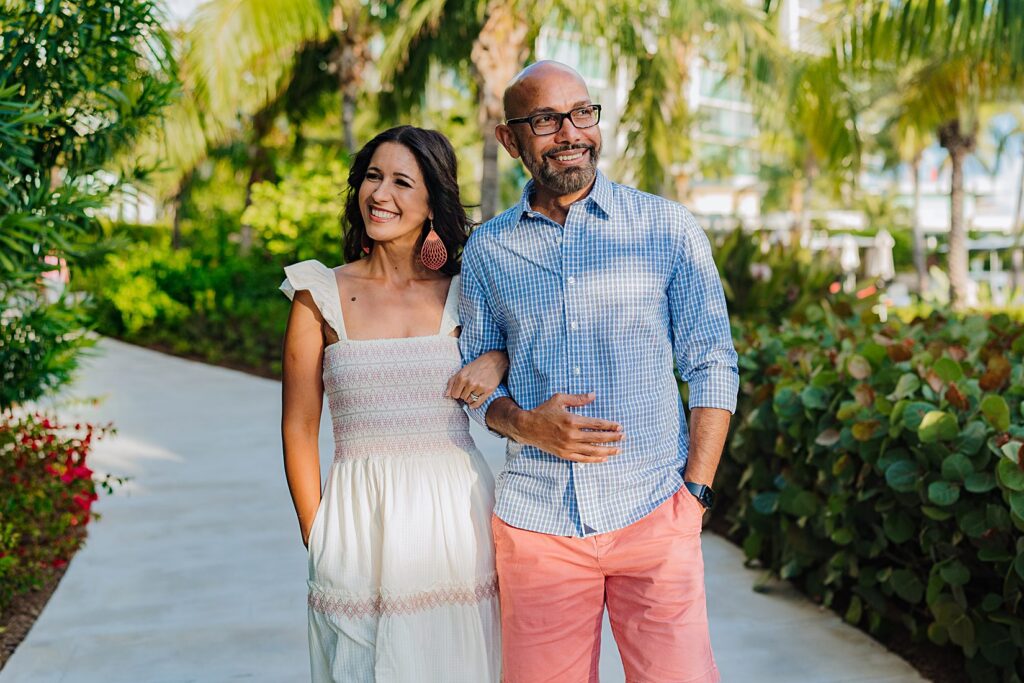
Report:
333,432,476,461
308,577,498,619
326,386,455,413
332,410,467,440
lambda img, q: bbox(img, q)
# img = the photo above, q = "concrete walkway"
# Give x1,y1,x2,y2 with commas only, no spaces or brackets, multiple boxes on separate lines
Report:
2,339,927,683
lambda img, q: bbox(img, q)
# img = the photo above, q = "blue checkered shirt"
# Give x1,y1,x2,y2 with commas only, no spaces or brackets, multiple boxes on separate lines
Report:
459,170,738,537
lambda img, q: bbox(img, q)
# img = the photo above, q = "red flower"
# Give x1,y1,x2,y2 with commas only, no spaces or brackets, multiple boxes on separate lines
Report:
72,493,93,512
72,466,93,480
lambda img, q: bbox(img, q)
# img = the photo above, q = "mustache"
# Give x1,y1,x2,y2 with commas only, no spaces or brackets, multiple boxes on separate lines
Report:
544,144,594,159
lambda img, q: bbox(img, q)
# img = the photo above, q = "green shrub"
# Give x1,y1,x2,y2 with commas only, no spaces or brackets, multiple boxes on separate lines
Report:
240,155,347,264
0,297,95,413
0,413,117,610
77,242,292,376
713,228,841,325
724,305,1024,681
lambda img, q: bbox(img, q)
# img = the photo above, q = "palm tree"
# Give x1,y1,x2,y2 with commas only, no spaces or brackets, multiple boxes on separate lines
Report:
377,0,529,220
836,0,1024,310
754,53,862,247
379,0,778,217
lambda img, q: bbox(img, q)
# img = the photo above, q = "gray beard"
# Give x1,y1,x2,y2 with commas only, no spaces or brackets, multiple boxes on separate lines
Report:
523,144,600,195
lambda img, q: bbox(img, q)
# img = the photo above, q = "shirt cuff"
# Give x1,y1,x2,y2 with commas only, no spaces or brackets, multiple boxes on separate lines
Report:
468,384,511,437
686,366,739,414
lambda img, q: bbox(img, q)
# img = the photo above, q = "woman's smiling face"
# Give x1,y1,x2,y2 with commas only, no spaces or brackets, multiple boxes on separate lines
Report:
358,142,432,248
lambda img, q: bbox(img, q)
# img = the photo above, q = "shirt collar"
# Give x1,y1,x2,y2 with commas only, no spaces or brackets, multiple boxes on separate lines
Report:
516,169,614,228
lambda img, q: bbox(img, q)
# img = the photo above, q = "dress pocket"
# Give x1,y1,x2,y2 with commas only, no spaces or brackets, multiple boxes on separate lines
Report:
307,495,327,557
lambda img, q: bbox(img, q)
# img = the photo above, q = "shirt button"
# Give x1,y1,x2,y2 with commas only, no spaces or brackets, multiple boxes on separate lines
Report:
567,276,576,285
570,320,579,330
555,236,562,245
573,366,581,375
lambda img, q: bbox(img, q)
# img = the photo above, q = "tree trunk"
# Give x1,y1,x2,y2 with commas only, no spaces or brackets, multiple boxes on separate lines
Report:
240,113,275,257
471,3,529,222
328,5,366,154
791,154,816,247
939,119,975,311
910,154,927,295
171,169,193,251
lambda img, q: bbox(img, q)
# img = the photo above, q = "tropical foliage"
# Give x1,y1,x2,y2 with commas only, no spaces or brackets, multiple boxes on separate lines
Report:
0,413,117,612
724,306,1024,681
0,0,178,405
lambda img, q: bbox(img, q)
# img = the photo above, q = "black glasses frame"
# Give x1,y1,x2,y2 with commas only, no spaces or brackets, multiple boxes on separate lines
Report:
505,104,602,136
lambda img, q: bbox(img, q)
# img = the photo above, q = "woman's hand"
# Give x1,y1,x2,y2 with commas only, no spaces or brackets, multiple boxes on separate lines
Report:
446,350,509,408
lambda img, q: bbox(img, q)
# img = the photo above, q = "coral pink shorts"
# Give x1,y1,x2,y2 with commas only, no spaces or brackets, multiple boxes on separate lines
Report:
492,487,719,683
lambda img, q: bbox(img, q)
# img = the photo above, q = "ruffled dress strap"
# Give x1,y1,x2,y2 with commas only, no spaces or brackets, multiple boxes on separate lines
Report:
438,275,460,337
280,260,347,340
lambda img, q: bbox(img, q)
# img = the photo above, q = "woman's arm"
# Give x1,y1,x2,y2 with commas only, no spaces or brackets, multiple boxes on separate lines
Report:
446,349,509,409
281,290,326,547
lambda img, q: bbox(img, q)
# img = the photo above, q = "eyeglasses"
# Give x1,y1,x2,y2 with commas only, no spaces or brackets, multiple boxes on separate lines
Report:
505,104,602,136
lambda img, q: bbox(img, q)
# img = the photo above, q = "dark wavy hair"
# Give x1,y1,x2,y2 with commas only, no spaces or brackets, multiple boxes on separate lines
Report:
343,126,472,276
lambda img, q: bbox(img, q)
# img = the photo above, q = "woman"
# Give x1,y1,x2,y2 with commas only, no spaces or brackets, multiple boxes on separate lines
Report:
280,126,505,682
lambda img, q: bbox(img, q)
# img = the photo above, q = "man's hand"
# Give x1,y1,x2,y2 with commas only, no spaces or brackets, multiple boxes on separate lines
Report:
488,393,624,463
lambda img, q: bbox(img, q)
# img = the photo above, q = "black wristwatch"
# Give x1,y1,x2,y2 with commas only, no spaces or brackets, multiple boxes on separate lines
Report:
684,481,716,509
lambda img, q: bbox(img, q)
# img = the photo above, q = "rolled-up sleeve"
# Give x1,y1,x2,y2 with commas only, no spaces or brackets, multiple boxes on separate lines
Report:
458,244,511,433
667,210,739,413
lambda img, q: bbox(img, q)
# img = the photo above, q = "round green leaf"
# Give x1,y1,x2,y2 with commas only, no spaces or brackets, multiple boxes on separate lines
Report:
752,492,779,515
933,357,963,382
964,472,996,493
922,505,953,520
901,402,936,431
941,453,974,481
1008,491,1024,520
939,561,970,586
811,370,839,388
996,458,1024,492
932,599,963,626
780,489,819,517
956,421,988,456
773,387,802,419
1015,552,1024,581
800,386,828,410
948,614,976,651
958,509,988,538
980,593,1003,612
890,569,924,604
831,528,854,545
918,411,960,443
980,394,1010,432
883,513,914,543
885,460,920,492
928,481,960,506
889,373,920,400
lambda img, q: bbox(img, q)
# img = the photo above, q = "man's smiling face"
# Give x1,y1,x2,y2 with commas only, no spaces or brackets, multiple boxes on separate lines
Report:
498,63,602,197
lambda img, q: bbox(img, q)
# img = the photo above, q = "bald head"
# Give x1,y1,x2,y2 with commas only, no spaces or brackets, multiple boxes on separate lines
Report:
502,61,590,120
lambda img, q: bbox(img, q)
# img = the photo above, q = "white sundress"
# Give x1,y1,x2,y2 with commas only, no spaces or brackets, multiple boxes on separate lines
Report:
280,260,500,683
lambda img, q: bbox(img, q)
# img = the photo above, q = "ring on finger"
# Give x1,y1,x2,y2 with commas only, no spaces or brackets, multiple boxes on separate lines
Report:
469,391,481,402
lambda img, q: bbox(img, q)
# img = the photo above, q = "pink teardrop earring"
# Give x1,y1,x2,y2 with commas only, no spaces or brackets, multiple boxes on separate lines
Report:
419,219,447,270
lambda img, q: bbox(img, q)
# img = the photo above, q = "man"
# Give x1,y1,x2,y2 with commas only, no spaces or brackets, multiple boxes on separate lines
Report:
458,60,738,683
